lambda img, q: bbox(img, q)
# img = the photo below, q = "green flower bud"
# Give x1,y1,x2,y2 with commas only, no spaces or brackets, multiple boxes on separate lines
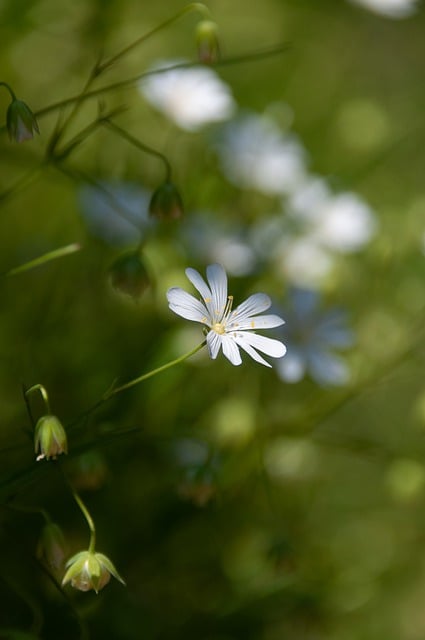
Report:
37,521,67,571
149,182,184,221
62,550,125,593
6,98,39,143
34,415,68,461
108,251,151,299
196,20,220,64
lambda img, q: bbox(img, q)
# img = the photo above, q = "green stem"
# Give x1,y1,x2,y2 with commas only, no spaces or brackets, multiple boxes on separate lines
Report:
109,340,206,396
0,81,16,100
97,3,211,73
3,243,81,278
25,384,52,414
30,44,290,121
68,341,206,430
70,484,96,553
104,120,172,181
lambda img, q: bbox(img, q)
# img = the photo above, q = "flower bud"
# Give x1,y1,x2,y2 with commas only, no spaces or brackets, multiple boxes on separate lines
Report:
34,415,68,461
149,182,184,221
108,251,151,299
62,550,125,593
37,521,67,571
196,20,220,64
6,98,39,143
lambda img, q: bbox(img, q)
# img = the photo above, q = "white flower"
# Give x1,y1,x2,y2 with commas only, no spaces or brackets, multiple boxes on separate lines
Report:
216,113,307,196
348,0,418,18
140,60,235,131
167,264,286,367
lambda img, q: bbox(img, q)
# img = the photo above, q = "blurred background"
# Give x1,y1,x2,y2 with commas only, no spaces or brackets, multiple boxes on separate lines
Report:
0,0,425,638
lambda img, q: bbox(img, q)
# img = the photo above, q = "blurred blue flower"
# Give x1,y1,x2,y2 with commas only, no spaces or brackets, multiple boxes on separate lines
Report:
78,181,151,246
276,288,355,386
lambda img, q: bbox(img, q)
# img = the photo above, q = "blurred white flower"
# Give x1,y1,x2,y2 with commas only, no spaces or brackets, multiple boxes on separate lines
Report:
280,239,334,288
216,113,307,195
288,179,377,253
167,264,286,367
348,0,418,18
139,60,235,131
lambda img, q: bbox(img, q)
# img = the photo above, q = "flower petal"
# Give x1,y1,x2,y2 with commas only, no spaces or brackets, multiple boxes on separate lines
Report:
228,313,284,331
234,338,272,367
207,330,223,360
185,267,214,318
167,287,210,323
234,332,287,359
230,293,272,324
206,264,228,321
220,334,242,365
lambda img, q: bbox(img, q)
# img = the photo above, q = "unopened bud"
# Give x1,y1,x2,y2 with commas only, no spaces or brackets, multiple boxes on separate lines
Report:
62,550,125,593
34,415,68,461
149,182,184,221
6,98,39,143
37,521,67,571
196,20,220,64
108,251,151,299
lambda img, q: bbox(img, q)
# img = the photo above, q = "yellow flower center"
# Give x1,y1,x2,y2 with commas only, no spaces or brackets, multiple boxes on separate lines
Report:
212,322,226,335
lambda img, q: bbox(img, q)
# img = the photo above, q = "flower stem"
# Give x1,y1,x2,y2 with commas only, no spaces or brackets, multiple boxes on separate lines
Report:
25,384,52,414
97,3,211,73
104,120,172,182
109,340,206,396
69,341,206,430
70,485,96,553
29,44,290,121
0,81,16,100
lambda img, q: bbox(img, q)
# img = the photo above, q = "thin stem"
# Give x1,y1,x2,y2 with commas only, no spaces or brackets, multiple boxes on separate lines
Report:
97,3,211,73
25,384,51,414
3,243,81,278
29,44,290,121
109,340,206,396
0,81,16,100
104,119,172,181
50,105,127,161
70,484,96,553
69,341,206,430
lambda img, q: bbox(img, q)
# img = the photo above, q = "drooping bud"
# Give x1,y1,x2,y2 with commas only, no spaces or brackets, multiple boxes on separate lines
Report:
34,415,68,461
62,550,125,593
6,98,39,142
149,182,184,221
37,521,67,571
108,250,151,299
196,20,220,64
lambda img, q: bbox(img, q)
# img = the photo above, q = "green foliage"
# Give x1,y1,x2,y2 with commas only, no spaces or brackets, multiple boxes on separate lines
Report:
0,1,424,639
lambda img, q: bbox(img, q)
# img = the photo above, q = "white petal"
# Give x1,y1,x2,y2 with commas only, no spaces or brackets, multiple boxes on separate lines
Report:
234,339,272,367
220,334,242,365
185,268,214,318
228,314,284,331
207,330,223,360
230,293,272,324
167,287,210,323
206,264,228,321
235,332,287,359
